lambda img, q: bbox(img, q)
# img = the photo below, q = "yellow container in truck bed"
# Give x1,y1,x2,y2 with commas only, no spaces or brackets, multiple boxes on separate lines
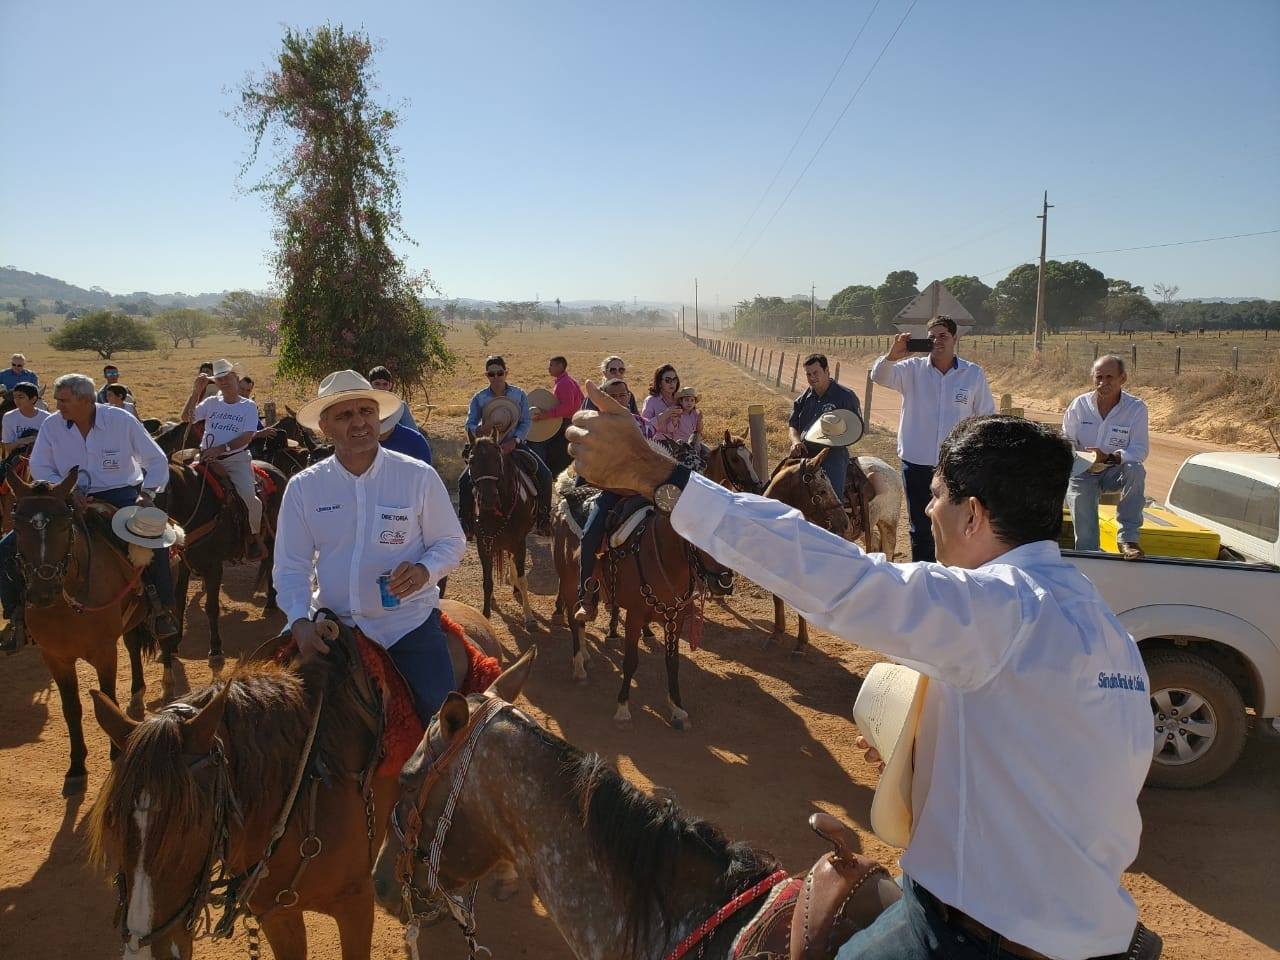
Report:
1097,504,1221,559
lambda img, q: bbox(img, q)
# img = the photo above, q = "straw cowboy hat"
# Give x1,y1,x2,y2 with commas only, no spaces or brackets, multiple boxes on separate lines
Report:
208,358,242,378
480,396,521,441
803,409,864,448
852,662,929,848
296,370,403,432
675,387,699,400
525,387,561,444
380,399,405,436
111,506,179,549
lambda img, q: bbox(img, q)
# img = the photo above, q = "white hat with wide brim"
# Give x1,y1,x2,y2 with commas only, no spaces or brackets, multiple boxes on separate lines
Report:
853,662,929,849
380,399,405,436
112,506,179,549
803,409,865,448
296,370,404,433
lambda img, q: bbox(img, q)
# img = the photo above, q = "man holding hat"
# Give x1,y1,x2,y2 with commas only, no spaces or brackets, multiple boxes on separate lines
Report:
181,358,267,561
458,355,553,537
274,371,465,721
529,355,583,476
2,373,179,651
788,353,864,498
378,398,433,466
566,390,1157,960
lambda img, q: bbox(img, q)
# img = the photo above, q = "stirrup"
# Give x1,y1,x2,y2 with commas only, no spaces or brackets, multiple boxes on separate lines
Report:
1,617,27,654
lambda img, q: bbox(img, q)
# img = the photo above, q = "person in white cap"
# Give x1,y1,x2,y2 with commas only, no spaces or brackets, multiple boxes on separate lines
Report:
788,353,863,498
2,373,179,651
274,371,466,721
181,358,266,560
567,390,1157,960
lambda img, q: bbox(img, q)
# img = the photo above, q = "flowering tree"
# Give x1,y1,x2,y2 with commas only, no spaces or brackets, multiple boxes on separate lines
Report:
234,25,452,393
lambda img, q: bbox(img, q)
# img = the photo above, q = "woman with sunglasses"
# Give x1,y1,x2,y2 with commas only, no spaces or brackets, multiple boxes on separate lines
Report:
595,356,639,414
641,364,683,430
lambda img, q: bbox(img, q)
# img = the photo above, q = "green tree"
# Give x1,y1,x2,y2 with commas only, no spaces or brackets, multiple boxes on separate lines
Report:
152,308,216,348
1103,280,1159,332
234,24,453,395
827,284,876,331
218,290,283,355
873,271,919,332
988,260,1107,333
474,320,500,347
988,263,1037,331
15,297,36,327
50,310,157,359
941,275,994,327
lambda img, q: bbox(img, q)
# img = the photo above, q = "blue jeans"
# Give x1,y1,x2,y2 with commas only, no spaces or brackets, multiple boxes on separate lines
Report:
387,608,456,722
579,490,624,601
1067,461,1146,550
901,462,936,563
0,484,174,615
837,877,1034,959
804,441,849,503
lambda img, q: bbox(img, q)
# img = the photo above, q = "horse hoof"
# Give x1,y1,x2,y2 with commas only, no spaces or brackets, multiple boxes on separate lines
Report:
62,774,88,798
670,713,692,731
763,634,781,649
789,647,807,659
524,618,538,632
613,705,632,727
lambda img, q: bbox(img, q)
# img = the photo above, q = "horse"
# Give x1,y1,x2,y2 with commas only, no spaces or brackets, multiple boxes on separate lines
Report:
7,467,173,796
762,452,851,653
373,672,902,960
88,603,505,960
844,456,903,560
153,420,204,460
249,413,314,479
159,457,288,672
702,430,765,495
466,429,538,630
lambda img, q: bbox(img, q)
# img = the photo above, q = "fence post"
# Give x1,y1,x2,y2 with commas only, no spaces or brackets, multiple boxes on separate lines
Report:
264,401,278,425
776,353,785,387
767,350,773,377
791,355,801,391
748,403,769,479
1131,344,1138,369
864,371,875,425
1065,341,1070,363
1174,346,1181,376
1093,342,1099,362
833,360,841,383
1012,341,1016,361
1232,346,1239,370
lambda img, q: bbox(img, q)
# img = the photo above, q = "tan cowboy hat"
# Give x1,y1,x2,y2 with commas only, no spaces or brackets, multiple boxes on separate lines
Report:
675,386,699,400
803,409,864,448
380,399,405,436
853,662,929,849
111,506,179,549
525,387,562,443
296,370,403,432
480,396,521,440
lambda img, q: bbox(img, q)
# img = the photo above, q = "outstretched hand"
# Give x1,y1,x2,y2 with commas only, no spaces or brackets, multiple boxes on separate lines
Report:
567,381,674,498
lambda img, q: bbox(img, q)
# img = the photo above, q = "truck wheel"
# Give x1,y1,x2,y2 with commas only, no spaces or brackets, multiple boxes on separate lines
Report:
1145,650,1247,789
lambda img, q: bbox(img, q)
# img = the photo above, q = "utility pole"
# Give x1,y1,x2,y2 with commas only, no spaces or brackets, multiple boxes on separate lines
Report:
1033,191,1053,353
694,277,700,342
811,282,816,344
681,304,686,334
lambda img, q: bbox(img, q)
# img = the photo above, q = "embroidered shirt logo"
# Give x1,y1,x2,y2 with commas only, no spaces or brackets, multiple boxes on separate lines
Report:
378,529,407,545
955,389,970,405
315,504,342,513
1098,672,1146,692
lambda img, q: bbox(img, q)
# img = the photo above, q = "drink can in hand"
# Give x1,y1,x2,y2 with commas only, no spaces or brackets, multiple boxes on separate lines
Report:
378,572,400,609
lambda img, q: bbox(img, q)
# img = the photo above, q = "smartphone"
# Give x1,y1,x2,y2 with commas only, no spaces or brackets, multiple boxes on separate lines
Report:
906,338,932,352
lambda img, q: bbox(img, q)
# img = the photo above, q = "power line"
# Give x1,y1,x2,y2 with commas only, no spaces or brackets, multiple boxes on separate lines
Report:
1055,228,1280,257
735,0,921,269
729,0,884,250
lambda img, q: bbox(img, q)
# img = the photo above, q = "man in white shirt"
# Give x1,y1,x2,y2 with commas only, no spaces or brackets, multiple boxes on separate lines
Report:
566,384,1155,960
181,358,267,560
275,370,466,721
2,374,178,651
1062,355,1150,560
870,316,995,561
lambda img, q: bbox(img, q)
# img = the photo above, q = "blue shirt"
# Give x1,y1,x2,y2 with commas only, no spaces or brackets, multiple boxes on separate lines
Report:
789,379,862,432
465,383,531,442
0,368,39,391
381,422,433,466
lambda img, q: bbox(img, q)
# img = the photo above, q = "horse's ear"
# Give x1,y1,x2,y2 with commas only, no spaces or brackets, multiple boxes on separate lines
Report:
180,683,230,755
285,405,297,418
90,689,139,751
485,644,536,704
723,429,731,445
8,466,33,497
439,692,470,739
52,467,79,500
810,447,831,467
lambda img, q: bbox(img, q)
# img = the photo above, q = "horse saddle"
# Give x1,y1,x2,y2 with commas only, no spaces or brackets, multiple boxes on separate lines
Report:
196,458,279,503
842,460,875,543
508,448,541,502
605,495,653,550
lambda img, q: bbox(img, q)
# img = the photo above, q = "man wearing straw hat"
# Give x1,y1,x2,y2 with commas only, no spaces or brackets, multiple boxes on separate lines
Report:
274,371,466,721
567,391,1158,960
788,353,864,497
181,358,267,561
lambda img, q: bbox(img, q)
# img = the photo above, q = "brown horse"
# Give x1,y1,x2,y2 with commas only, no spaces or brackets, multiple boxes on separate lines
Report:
373,674,901,960
762,451,850,652
159,458,288,671
467,430,537,629
702,430,765,494
7,468,169,796
248,414,315,479
88,604,504,960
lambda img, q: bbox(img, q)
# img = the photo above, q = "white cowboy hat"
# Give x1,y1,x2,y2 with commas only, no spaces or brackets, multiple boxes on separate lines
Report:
480,396,521,440
380,399,405,436
1072,449,1110,477
525,387,562,443
296,370,403,433
852,662,929,849
111,506,179,549
803,409,864,448
209,358,241,378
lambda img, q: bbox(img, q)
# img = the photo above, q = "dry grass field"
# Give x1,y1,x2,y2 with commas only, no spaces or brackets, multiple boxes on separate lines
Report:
1,324,1277,959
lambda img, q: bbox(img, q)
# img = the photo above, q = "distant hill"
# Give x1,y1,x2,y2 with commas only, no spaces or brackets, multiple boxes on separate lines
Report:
0,266,229,310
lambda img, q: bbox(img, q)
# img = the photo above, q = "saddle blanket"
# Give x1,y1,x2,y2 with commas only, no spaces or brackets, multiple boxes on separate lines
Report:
196,461,278,502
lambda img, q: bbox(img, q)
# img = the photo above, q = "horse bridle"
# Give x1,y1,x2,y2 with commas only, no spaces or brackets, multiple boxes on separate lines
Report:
13,495,78,590
390,695,508,960
718,443,761,495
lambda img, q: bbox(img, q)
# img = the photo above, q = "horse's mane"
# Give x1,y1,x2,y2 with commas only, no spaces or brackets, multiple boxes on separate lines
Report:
89,657,364,870
566,748,780,956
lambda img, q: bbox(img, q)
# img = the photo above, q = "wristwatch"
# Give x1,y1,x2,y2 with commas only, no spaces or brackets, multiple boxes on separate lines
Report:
653,464,692,515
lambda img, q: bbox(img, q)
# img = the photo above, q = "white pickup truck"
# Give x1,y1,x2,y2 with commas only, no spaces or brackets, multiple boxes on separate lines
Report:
1066,451,1280,788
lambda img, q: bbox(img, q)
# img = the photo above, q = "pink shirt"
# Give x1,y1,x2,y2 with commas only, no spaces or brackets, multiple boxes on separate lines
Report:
546,372,584,419
641,393,678,424
655,408,701,442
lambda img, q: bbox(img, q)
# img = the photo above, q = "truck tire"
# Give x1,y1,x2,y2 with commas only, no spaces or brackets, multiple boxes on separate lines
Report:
1145,650,1247,789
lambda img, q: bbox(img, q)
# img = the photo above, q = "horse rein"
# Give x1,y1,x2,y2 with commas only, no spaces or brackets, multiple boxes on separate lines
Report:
11,493,134,612
391,695,508,960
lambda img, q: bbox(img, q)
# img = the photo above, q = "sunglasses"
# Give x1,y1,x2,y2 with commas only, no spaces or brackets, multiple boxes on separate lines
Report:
486,369,505,378
105,371,119,377
607,366,625,374
11,364,23,369
662,376,678,383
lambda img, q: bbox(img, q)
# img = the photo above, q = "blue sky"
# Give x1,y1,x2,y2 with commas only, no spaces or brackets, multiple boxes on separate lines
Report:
2,1,1278,306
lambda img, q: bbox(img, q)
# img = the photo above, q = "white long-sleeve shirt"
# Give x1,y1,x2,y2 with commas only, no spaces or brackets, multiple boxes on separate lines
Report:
870,355,995,466
672,473,1149,960
1062,391,1149,465
273,447,466,649
28,403,170,494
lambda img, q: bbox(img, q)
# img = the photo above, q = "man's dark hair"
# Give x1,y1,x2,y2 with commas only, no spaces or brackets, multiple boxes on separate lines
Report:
927,315,957,336
485,355,506,371
368,366,392,382
199,362,214,373
803,353,828,370
239,375,255,386
103,364,118,374
105,384,129,400
549,355,567,368
12,382,38,400
937,416,1073,547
